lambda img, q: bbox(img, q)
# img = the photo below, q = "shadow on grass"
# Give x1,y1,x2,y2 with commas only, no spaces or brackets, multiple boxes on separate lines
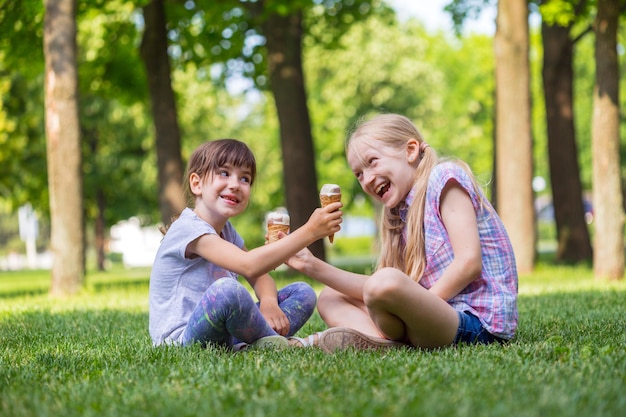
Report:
90,276,150,292
0,286,49,299
0,276,150,300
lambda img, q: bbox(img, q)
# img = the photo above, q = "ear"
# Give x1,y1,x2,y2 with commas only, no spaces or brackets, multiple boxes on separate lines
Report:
189,172,203,196
406,138,420,163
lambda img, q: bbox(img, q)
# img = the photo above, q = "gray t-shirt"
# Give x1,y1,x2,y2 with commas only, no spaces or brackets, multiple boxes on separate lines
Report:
148,208,244,345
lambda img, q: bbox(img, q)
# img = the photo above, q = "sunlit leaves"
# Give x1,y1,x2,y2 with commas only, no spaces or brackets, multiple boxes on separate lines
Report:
540,0,580,27
305,14,497,207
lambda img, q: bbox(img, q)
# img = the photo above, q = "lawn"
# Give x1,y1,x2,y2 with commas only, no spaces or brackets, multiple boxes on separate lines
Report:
0,262,624,417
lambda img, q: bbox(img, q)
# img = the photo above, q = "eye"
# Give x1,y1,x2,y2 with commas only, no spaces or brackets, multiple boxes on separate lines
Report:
240,175,251,184
354,171,363,181
218,169,229,177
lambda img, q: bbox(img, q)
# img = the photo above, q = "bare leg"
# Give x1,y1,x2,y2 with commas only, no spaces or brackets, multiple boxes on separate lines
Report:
317,287,383,337
363,268,459,349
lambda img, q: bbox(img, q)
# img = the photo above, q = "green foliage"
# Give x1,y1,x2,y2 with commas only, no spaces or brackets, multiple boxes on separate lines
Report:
0,73,48,211
0,1,47,212
305,14,497,208
330,236,376,256
165,0,388,90
572,30,596,191
78,0,148,102
0,0,44,77
0,0,159,237
1,0,624,266
539,0,594,27
0,264,624,417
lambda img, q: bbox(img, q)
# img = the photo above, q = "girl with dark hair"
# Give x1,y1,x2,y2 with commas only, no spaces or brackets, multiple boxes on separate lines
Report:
149,139,342,350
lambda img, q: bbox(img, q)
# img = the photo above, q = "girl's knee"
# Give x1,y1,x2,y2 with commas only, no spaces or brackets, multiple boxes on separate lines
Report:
363,268,405,307
210,278,247,297
317,286,342,318
287,281,316,299
283,281,317,310
318,286,339,305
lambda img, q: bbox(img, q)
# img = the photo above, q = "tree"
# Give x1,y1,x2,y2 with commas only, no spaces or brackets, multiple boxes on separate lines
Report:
1,1,159,272
540,0,593,263
140,0,185,227
43,0,84,295
241,1,386,260
591,0,624,280
494,0,535,273
256,7,325,259
78,1,157,271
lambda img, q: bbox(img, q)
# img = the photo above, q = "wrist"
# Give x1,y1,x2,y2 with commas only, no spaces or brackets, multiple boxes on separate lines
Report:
300,255,320,276
260,295,278,304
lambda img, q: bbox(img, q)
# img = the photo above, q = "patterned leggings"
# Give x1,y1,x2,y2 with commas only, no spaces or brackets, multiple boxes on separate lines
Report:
181,279,316,348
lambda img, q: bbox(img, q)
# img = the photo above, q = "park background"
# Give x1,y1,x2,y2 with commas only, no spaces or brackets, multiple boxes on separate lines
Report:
1,0,624,286
0,1,625,416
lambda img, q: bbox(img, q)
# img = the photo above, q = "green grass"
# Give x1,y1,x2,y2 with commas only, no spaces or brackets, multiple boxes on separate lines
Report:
1,263,624,417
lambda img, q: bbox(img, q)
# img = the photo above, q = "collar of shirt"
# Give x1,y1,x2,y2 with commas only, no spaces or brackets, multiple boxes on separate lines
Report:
398,185,417,223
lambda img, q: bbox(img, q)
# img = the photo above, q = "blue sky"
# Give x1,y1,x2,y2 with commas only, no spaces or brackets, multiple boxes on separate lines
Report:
387,0,496,34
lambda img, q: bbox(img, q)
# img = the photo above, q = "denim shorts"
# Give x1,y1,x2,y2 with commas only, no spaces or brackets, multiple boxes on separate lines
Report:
453,311,505,345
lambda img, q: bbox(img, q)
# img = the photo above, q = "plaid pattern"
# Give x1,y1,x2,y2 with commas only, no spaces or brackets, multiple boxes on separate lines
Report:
402,162,518,340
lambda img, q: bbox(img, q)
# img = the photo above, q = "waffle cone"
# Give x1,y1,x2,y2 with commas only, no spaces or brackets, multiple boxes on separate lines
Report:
267,223,289,243
320,193,341,243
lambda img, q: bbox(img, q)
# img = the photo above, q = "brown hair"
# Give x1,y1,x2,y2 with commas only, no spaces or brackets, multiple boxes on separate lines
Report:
160,139,256,235
183,138,257,207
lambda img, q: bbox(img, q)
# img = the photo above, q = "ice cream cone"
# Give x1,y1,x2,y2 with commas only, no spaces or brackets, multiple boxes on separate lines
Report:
266,209,290,243
267,223,290,243
320,184,341,243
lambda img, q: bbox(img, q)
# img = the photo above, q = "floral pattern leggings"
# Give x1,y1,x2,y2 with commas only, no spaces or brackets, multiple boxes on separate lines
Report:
181,278,317,348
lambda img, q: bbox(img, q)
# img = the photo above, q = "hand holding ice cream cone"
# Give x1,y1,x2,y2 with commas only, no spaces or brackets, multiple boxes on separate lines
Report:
319,184,341,243
266,209,290,243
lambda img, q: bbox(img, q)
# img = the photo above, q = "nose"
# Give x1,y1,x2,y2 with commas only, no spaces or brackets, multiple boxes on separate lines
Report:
361,168,375,187
228,175,241,189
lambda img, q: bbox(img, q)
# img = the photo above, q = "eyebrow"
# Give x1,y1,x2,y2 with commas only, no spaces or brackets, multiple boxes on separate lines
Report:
222,163,252,177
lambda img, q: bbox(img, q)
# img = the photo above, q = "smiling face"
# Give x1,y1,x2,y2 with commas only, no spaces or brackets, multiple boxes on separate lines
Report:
347,137,419,209
184,139,257,232
190,164,253,231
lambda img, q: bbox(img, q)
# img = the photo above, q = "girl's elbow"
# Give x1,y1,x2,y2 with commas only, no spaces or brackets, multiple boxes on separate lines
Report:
238,262,263,278
246,268,265,278
461,254,482,279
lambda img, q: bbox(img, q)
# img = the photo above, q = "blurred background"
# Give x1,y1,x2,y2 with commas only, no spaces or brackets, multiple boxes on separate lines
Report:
0,0,624,289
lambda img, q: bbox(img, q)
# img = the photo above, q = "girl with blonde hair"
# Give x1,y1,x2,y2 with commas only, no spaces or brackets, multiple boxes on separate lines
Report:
288,114,518,351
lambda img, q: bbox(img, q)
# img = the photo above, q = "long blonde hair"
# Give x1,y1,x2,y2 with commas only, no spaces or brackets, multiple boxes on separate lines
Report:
347,114,485,282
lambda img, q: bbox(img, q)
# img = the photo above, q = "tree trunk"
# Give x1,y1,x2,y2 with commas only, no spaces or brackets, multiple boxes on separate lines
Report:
43,0,85,296
140,0,185,227
592,0,624,280
261,10,326,261
494,0,535,273
541,22,592,263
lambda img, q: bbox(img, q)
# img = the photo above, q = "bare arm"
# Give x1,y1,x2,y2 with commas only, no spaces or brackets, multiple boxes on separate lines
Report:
186,202,342,278
286,247,369,301
428,182,482,301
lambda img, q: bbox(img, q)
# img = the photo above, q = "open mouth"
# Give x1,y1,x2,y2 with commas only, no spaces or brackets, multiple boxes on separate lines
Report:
375,182,390,198
221,195,239,204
